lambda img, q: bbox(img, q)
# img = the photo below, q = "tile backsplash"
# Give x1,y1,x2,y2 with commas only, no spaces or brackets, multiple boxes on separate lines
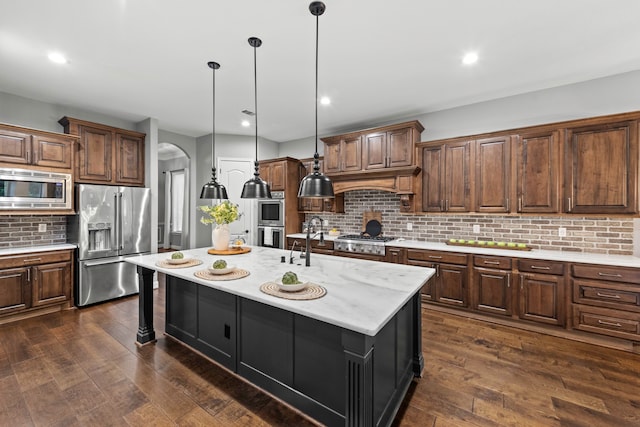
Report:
309,190,635,255
0,215,67,249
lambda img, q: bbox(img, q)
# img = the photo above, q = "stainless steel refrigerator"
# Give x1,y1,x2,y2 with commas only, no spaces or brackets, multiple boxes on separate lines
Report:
67,184,151,306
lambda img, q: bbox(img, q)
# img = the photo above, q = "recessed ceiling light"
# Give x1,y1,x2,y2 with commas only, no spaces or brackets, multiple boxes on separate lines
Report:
320,96,331,105
48,52,68,64
241,120,250,127
462,52,478,65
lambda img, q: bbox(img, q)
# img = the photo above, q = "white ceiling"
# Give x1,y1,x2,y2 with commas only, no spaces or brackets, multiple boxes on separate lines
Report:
2,0,640,142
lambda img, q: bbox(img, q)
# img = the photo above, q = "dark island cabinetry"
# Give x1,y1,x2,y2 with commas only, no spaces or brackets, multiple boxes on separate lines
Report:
163,274,421,427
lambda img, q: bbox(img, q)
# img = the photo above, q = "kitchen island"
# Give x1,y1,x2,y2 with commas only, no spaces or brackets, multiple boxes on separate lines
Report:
127,246,434,427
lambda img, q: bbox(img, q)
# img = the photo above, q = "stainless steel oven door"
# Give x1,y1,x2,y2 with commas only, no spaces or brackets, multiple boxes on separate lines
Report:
257,226,284,249
0,167,72,210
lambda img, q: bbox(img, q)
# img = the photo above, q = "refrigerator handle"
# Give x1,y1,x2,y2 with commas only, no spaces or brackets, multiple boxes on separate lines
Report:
114,191,122,251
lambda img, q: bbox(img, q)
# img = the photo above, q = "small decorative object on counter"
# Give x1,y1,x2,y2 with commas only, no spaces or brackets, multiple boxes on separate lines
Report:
445,239,531,251
199,201,241,250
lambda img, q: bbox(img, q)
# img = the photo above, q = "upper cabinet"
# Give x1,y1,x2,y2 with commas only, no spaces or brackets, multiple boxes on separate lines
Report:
324,135,362,173
419,111,640,216
363,126,414,170
322,121,423,175
564,120,638,214
422,140,472,212
259,160,286,191
322,121,424,212
59,117,145,186
0,124,75,170
475,136,511,213
515,130,560,213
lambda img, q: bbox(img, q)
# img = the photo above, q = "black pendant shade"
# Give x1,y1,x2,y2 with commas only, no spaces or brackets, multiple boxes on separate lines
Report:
241,37,271,199
200,61,229,200
298,1,334,199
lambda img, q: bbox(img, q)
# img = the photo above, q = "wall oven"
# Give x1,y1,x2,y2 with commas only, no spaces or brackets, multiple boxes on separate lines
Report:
257,226,285,249
0,167,72,211
257,191,284,227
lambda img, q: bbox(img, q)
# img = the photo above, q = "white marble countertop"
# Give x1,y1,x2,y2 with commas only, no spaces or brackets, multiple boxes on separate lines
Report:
286,233,640,268
387,239,640,268
287,233,340,242
126,246,433,336
0,244,76,257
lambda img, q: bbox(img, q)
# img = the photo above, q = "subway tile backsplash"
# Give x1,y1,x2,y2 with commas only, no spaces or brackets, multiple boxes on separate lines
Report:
308,190,635,255
0,215,67,249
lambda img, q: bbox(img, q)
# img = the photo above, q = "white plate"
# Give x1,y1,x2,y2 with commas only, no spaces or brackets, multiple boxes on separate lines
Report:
208,265,236,275
275,278,308,292
166,258,190,265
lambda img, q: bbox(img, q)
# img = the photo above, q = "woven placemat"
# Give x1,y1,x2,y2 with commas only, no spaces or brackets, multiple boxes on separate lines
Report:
194,268,250,281
155,259,203,269
259,282,327,300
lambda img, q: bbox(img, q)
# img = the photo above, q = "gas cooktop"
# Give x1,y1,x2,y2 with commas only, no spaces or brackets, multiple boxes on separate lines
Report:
334,234,396,256
336,234,396,242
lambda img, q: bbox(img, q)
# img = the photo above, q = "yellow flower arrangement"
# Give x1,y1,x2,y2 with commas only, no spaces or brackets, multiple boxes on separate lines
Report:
199,201,241,226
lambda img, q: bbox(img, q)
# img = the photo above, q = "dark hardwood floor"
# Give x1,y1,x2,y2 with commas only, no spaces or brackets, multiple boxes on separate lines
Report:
1,279,639,426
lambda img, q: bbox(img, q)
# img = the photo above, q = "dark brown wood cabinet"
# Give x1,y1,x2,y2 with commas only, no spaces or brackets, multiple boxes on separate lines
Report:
406,249,468,307
363,126,414,170
571,263,640,341
564,120,638,214
475,136,511,213
472,256,513,316
59,116,145,186
0,267,30,315
259,160,286,191
323,136,362,173
515,130,560,213
0,124,75,170
517,259,565,326
0,249,73,322
422,141,471,212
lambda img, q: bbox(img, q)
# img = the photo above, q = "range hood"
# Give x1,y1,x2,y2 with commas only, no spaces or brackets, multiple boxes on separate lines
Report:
326,165,421,212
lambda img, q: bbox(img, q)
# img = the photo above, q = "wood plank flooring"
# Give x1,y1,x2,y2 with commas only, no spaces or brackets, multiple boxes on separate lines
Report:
1,280,638,426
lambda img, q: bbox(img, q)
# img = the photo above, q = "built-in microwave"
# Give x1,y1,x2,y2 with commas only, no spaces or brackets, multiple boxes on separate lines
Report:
257,191,285,227
0,167,73,211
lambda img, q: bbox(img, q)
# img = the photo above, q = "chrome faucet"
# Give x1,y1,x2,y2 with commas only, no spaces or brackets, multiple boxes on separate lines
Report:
305,216,325,267
289,240,300,264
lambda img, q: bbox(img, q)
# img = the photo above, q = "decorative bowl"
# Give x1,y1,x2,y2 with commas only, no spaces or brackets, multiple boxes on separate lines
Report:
275,278,308,292
208,265,236,275
166,258,190,265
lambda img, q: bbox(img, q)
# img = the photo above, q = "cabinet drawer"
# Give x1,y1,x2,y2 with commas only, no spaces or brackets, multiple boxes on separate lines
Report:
573,279,640,313
572,264,640,284
474,255,511,270
0,250,72,269
572,305,640,341
518,259,564,276
407,250,467,265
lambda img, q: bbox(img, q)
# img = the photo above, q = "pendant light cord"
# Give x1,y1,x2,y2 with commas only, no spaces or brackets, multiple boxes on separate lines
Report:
254,43,259,164
212,65,216,173
313,11,320,171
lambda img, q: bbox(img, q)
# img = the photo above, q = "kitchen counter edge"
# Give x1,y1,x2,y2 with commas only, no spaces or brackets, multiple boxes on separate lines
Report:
0,244,77,257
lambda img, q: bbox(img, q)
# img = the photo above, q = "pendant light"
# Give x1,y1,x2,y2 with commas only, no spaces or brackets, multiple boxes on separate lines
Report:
241,37,272,199
200,61,228,200
298,1,334,199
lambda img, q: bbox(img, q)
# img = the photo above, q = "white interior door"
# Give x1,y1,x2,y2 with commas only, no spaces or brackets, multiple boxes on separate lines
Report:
218,158,255,245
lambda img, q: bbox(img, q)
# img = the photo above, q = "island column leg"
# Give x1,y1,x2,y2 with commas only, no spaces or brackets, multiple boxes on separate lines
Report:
342,332,375,427
136,266,156,345
412,292,424,376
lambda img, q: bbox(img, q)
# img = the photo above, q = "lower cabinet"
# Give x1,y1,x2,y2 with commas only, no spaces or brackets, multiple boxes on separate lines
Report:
406,249,468,307
0,249,72,320
571,263,640,341
517,259,565,326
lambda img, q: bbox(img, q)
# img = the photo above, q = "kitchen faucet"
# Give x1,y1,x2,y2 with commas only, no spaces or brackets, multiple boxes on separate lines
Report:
305,216,325,267
289,240,300,264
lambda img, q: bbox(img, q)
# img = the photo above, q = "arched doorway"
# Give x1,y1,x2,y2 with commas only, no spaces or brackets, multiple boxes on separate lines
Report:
158,142,190,250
